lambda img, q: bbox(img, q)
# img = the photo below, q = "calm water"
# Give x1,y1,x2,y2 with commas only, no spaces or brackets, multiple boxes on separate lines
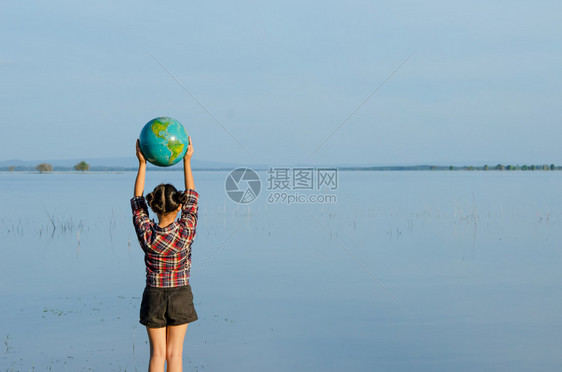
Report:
1,170,561,371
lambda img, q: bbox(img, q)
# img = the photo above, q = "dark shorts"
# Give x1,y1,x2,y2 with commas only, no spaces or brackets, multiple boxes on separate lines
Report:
139,284,198,328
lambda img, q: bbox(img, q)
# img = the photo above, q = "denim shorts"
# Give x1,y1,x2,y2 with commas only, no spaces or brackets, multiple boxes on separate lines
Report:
139,284,198,328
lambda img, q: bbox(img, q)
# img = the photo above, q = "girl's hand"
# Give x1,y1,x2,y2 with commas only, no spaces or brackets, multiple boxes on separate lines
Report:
134,139,147,196
136,139,146,165
183,136,195,190
184,136,193,161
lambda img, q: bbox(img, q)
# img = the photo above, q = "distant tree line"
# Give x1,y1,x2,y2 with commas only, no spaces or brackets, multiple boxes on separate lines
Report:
1,162,561,172
447,164,559,171
1,162,137,172
341,164,561,171
2,161,91,173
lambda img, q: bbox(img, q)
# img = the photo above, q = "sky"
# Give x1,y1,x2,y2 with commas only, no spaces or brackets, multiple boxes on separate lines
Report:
1,0,561,166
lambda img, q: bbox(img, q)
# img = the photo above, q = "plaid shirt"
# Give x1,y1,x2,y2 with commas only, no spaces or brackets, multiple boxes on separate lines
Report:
131,189,199,288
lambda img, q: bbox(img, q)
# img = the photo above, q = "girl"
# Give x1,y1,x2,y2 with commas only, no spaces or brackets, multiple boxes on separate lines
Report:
131,138,198,372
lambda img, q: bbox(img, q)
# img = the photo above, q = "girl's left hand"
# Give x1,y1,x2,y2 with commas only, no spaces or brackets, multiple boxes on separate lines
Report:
136,139,146,164
184,136,193,161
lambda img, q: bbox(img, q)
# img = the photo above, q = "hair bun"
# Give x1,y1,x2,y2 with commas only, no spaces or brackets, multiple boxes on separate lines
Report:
176,191,188,205
146,184,182,215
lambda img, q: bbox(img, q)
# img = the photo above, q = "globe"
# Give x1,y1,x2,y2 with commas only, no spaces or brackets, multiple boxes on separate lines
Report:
139,117,189,167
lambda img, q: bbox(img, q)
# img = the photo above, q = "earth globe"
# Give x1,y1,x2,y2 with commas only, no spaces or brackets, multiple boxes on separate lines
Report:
139,117,189,167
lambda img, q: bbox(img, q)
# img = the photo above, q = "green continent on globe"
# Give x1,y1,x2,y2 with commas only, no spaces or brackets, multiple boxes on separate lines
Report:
168,142,185,164
150,119,185,164
150,121,170,140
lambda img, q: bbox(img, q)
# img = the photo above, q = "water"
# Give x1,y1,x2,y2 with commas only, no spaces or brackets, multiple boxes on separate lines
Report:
1,170,561,371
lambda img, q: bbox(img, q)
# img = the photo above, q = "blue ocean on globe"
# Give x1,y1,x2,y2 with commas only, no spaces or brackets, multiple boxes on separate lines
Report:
139,117,189,167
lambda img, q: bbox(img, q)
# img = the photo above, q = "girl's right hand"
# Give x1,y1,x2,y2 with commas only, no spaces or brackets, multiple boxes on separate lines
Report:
136,139,146,164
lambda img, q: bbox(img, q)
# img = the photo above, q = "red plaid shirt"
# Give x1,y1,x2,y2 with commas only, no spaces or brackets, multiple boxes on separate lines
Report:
131,189,199,288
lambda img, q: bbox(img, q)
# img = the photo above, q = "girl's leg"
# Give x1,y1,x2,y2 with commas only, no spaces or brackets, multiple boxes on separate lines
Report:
166,324,189,372
146,326,167,372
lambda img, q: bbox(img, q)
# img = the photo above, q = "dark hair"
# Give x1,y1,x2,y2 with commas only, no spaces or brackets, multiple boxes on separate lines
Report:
145,184,187,215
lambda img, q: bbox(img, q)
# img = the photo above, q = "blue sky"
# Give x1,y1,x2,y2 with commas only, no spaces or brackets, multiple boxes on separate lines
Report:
1,0,561,166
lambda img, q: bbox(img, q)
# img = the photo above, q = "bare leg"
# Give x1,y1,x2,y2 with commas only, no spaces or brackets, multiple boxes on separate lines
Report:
146,326,167,372
166,324,188,372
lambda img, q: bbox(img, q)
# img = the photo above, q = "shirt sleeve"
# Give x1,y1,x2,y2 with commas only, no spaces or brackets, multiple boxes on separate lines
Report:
131,196,153,243
178,189,199,240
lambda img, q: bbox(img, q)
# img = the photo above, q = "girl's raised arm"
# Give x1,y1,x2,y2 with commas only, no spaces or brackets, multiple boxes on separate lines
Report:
183,136,195,191
134,139,146,197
